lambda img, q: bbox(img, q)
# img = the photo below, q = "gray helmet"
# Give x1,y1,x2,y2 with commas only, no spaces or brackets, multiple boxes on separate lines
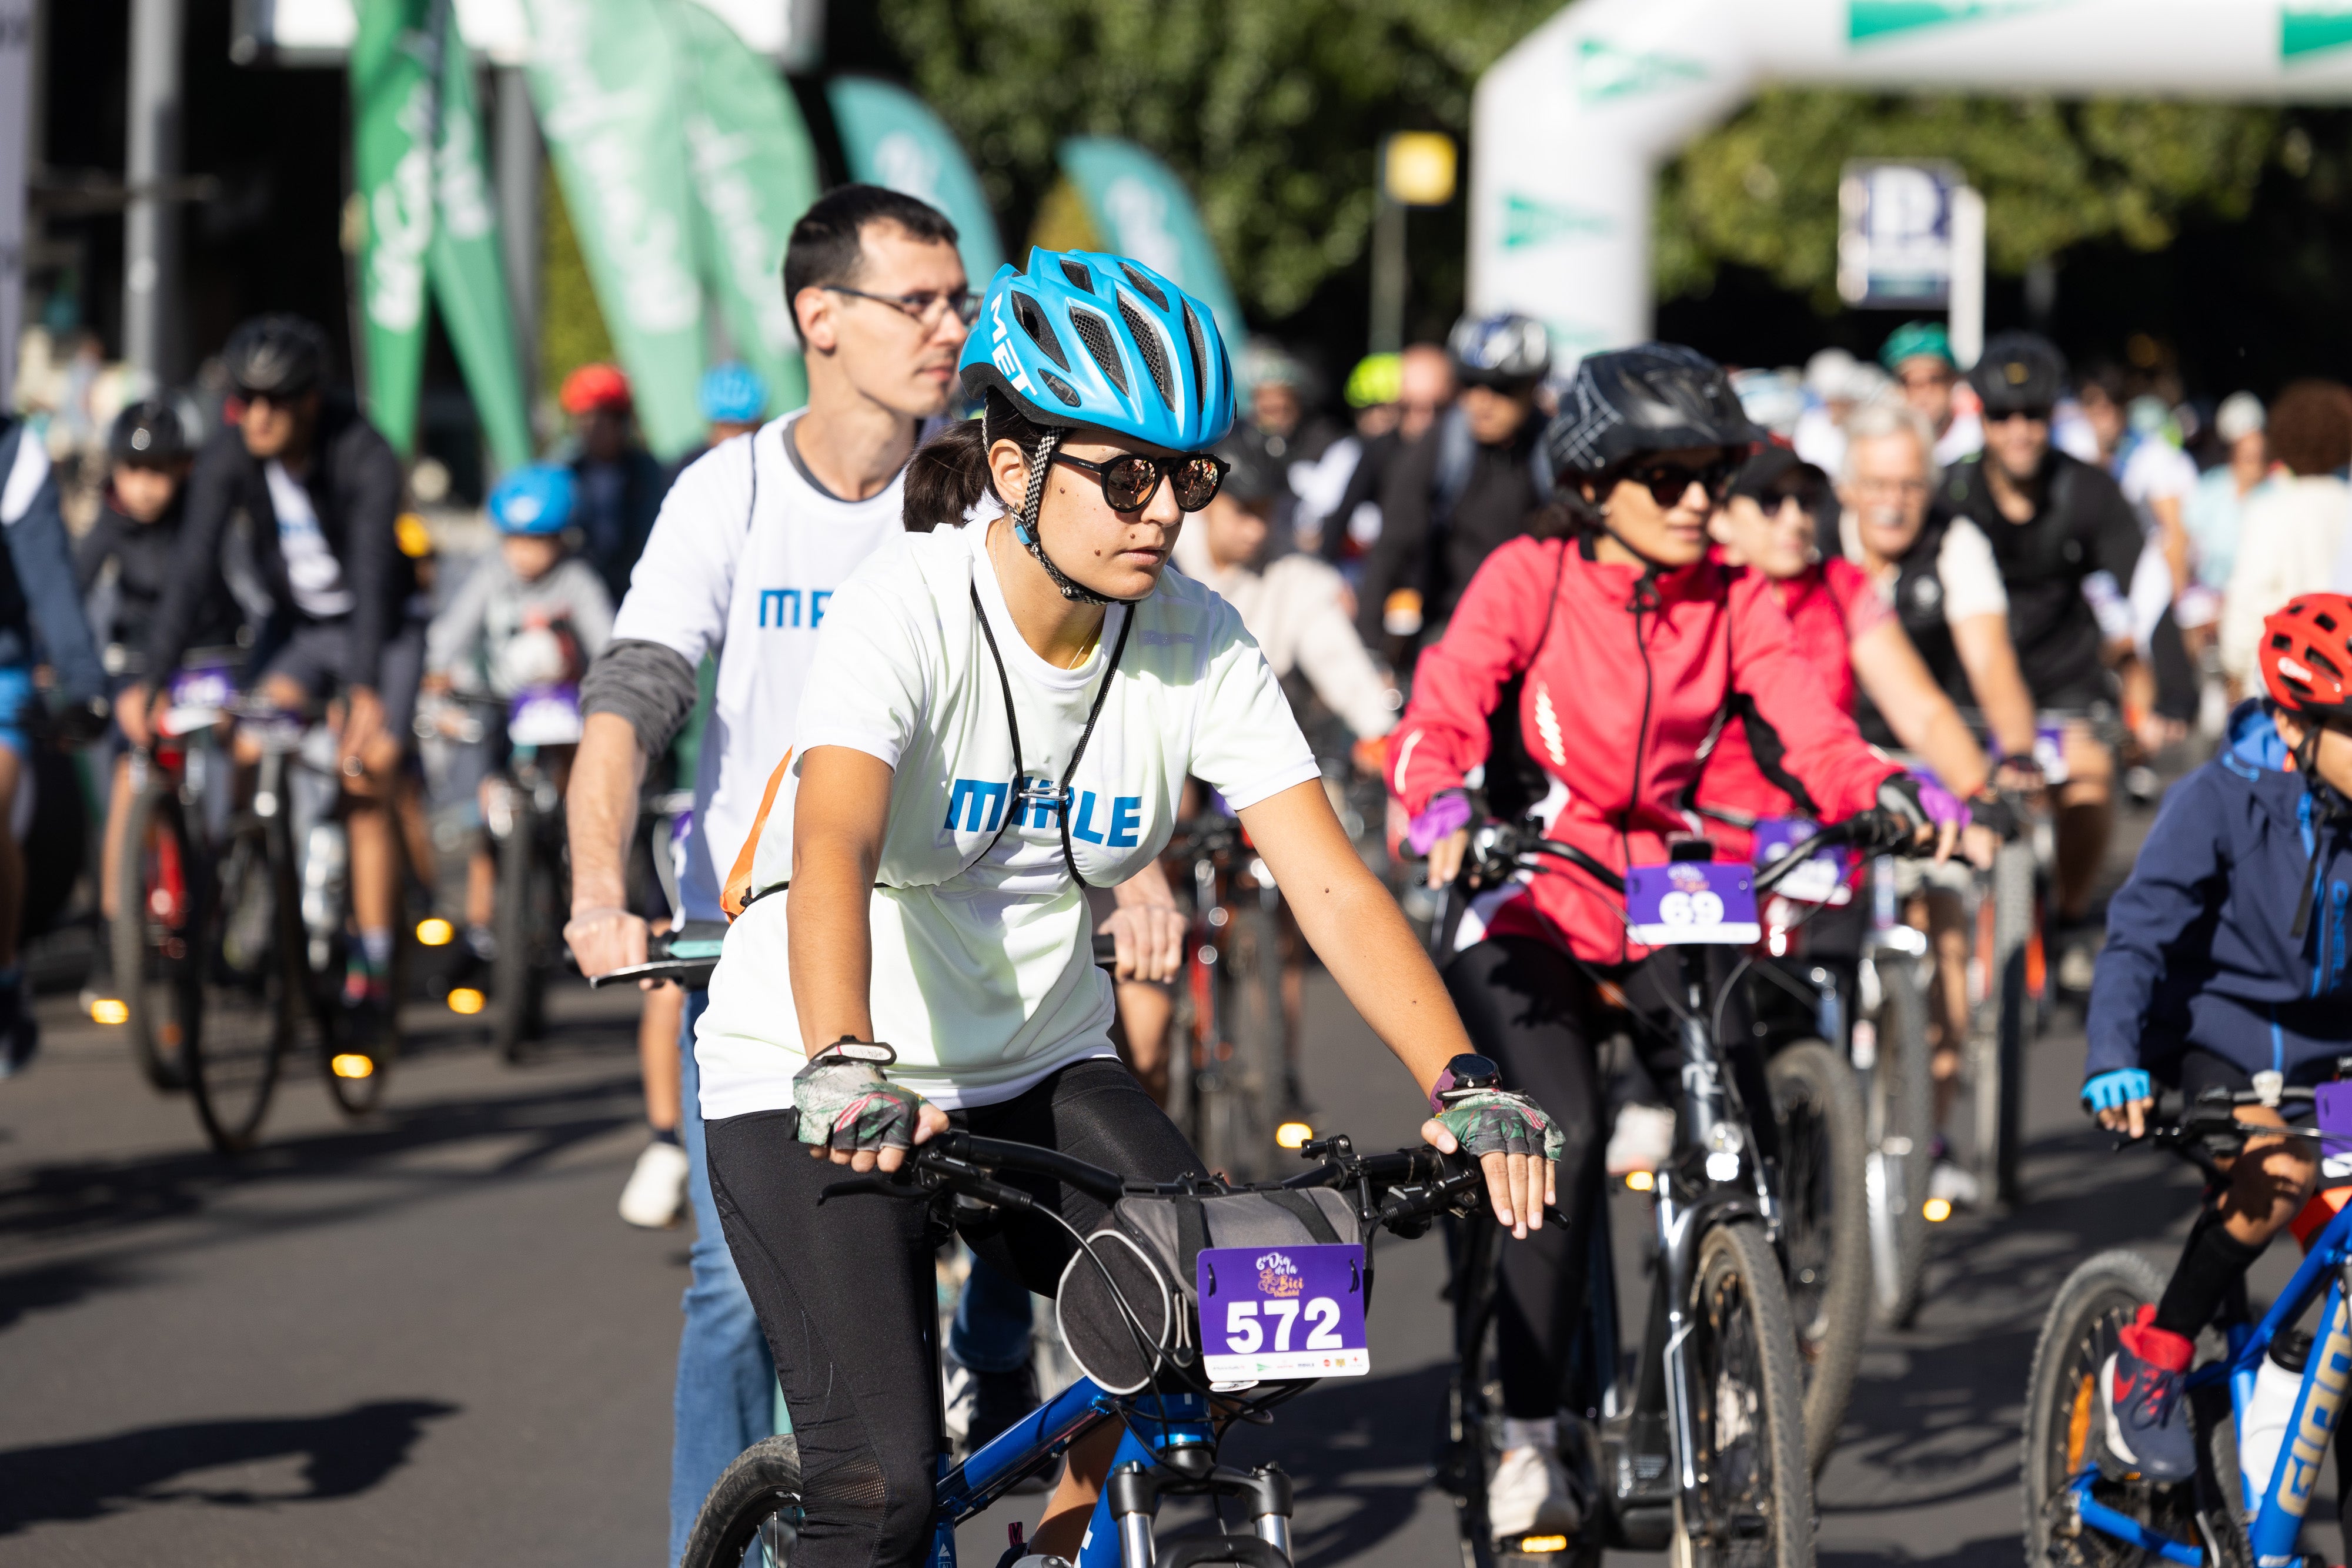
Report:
1542,343,1763,481
1447,312,1551,389
1967,330,2067,416
222,314,330,400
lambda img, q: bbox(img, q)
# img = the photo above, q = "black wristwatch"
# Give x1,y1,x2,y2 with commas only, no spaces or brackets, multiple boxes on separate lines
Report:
1429,1052,1502,1112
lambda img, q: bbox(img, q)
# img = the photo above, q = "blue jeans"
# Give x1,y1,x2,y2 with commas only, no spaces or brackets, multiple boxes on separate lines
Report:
950,1250,1035,1374
669,991,777,1567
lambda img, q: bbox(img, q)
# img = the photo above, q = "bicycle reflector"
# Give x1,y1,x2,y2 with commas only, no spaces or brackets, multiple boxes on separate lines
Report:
1519,1537,1570,1554
89,998,128,1025
1277,1122,1313,1149
330,1054,376,1079
1923,1198,1953,1223
1624,1171,1656,1192
446,988,486,1016
416,918,455,947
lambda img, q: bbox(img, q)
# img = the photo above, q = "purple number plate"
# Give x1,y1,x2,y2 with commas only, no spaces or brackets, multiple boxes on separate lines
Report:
1626,861,1760,946
2317,1082,2352,1142
1196,1243,1368,1382
1753,817,1850,905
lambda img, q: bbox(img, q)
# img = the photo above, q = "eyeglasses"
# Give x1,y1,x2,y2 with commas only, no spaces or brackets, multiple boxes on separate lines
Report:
1986,406,2052,426
1625,456,1742,507
1051,450,1230,513
824,285,982,327
1760,484,1830,514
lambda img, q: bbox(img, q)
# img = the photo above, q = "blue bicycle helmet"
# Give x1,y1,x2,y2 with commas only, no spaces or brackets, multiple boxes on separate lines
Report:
958,248,1237,602
700,361,769,425
487,463,576,537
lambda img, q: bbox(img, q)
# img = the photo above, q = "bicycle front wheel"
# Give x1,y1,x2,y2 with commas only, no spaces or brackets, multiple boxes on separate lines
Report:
490,797,541,1062
1767,1039,1869,1477
115,782,195,1092
186,817,297,1156
680,1435,803,1568
2020,1248,2194,1568
1678,1220,1814,1568
1865,955,1932,1329
1980,840,2036,1208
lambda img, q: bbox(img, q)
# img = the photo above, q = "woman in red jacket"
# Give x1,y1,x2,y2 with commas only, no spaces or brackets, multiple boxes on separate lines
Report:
1389,345,1949,1539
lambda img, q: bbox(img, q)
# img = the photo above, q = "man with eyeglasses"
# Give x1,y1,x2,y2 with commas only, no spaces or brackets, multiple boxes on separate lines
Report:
560,184,1015,1566
1935,330,2146,966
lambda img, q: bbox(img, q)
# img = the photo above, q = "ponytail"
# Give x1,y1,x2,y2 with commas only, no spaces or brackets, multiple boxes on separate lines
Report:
901,392,1051,533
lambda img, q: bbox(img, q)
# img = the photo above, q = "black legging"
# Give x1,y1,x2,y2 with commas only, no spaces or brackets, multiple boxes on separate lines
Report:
1441,935,1771,1418
705,1059,1200,1568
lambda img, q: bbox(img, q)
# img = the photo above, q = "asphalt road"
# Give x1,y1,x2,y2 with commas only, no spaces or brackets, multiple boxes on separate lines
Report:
3,800,2334,1566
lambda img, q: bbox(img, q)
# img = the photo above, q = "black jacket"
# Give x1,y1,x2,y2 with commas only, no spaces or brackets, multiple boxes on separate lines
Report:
78,494,244,668
1357,410,1549,644
149,397,409,687
572,448,672,609
0,419,105,703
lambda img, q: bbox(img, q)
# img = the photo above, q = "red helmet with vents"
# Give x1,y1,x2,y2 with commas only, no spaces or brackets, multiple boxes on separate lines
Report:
2261,594,2352,722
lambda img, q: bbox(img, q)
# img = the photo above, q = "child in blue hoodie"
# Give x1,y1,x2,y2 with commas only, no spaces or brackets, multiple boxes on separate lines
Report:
2086,593,2352,1482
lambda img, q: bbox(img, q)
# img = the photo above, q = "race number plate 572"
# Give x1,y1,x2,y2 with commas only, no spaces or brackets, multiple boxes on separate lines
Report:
1196,1242,1368,1382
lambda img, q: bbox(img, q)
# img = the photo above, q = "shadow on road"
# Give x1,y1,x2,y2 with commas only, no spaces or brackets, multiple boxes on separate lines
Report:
0,1398,459,1533
0,1072,647,1340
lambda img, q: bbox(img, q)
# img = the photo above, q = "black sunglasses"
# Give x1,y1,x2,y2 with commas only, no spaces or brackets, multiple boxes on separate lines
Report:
1051,450,1230,513
824,285,983,327
1987,406,2053,426
1625,456,1743,507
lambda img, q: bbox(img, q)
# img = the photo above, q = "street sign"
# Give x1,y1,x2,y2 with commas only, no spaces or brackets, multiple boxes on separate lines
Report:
1836,159,1962,308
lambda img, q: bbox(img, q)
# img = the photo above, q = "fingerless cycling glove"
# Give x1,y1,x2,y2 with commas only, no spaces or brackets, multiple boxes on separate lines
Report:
1435,1086,1567,1163
793,1041,928,1154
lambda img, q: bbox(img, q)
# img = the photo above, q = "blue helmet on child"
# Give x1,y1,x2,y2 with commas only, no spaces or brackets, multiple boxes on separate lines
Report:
699,361,769,425
487,463,576,536
958,248,1235,454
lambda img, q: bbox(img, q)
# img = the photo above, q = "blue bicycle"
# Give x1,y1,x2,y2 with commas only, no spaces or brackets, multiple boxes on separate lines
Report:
2023,1084,2352,1568
676,1124,1508,1568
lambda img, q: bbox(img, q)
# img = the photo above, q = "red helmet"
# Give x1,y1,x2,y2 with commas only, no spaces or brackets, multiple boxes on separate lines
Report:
559,362,633,417
2260,594,2352,720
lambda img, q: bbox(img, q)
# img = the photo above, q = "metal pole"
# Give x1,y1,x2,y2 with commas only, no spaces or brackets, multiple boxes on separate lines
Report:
1369,196,1405,356
1947,185,1985,372
494,67,540,420
0,0,32,414
123,0,183,389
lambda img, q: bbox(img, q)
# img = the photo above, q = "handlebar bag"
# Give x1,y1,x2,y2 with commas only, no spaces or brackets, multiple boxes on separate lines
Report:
1056,1188,1362,1393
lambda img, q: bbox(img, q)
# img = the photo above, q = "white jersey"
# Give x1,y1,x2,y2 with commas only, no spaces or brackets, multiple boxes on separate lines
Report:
610,413,907,921
694,511,1320,1121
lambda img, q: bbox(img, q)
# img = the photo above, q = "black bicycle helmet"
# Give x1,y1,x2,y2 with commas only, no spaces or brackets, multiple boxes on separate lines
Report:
107,397,195,464
1967,330,2067,416
1542,343,1763,482
1447,312,1551,389
222,314,330,400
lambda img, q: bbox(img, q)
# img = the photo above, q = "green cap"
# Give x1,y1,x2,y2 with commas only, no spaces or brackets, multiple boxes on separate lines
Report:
1345,352,1404,409
1879,320,1954,372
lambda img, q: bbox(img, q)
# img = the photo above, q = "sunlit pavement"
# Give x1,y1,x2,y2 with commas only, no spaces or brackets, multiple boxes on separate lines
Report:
8,790,2336,1567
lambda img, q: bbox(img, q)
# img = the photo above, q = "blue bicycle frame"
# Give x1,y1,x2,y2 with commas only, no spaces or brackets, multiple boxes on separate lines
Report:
927,1379,1290,1568
2071,1193,2352,1568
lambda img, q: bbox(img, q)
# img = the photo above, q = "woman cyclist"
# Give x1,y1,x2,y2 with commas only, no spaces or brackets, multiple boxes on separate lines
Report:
691,248,1560,1567
1389,344,1948,1540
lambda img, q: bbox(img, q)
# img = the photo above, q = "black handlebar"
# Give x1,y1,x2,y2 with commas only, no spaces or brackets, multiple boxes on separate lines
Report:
591,927,1127,991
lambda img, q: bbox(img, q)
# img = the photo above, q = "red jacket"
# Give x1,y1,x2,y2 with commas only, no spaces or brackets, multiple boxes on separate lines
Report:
1390,536,1899,964
1692,556,1888,858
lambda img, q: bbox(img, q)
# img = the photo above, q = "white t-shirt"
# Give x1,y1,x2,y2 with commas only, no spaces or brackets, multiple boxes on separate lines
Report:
2119,436,2199,519
610,414,907,921
1842,510,2009,624
694,513,1320,1120
265,460,355,618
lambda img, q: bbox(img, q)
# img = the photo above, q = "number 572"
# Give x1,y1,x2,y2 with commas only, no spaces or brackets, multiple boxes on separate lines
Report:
1224,1296,1345,1353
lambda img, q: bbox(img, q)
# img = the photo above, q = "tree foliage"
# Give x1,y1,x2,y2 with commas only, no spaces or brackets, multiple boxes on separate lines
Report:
878,0,1554,320
1658,91,2280,309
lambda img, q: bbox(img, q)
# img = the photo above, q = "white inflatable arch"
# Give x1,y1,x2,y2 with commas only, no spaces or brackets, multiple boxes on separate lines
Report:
1472,0,2352,365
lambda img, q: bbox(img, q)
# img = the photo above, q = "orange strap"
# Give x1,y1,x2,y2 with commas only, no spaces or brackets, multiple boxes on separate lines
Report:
2292,1185,2351,1252
721,747,792,920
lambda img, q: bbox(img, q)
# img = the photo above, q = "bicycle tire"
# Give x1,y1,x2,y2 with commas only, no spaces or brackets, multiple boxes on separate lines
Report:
680,1434,803,1568
2020,1248,2182,1568
316,816,398,1118
1766,1041,1869,1479
1865,957,1933,1329
114,781,193,1092
1981,841,2036,1208
1201,903,1285,1184
1435,1214,1504,1568
490,795,539,1062
1679,1220,1814,1568
186,814,298,1156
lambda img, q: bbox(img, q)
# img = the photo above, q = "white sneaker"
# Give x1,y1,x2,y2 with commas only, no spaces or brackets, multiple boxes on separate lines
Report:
1488,1443,1579,1539
618,1138,690,1228
1606,1103,1676,1177
1929,1159,1980,1209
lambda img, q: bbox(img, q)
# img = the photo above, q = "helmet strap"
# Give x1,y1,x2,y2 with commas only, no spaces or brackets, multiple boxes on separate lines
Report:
1005,424,1150,608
